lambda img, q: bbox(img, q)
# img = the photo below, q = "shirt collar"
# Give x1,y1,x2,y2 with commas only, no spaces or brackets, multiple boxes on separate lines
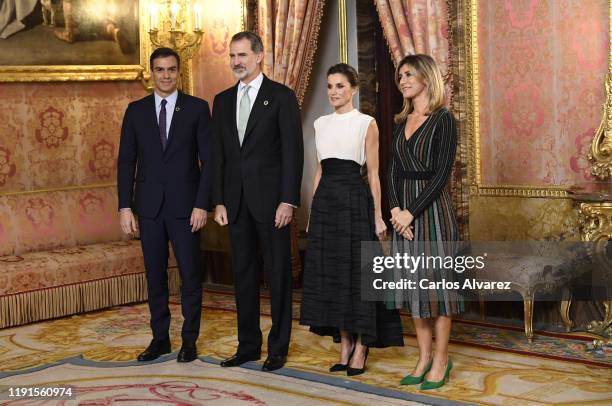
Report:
154,89,178,108
239,72,264,92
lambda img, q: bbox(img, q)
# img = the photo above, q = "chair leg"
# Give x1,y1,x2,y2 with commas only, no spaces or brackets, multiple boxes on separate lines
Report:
603,300,612,331
559,287,574,332
523,289,535,343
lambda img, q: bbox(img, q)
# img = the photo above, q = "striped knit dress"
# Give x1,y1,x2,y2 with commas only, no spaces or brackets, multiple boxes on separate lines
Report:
387,107,463,318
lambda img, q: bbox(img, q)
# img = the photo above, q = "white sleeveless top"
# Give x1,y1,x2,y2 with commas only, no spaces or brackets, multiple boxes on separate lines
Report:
314,109,374,165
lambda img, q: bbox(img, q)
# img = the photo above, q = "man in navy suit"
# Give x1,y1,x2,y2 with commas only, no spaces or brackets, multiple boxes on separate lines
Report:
117,48,212,363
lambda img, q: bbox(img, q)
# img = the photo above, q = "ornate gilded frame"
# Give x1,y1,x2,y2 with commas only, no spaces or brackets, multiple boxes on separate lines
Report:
464,0,611,199
588,1,612,180
0,1,150,83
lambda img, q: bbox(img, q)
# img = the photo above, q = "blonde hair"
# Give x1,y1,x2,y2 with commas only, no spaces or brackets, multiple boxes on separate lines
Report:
394,54,445,124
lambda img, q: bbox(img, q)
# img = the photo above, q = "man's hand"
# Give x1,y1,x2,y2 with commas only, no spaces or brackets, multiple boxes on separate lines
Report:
119,208,138,236
275,203,293,229
190,208,208,232
214,205,228,226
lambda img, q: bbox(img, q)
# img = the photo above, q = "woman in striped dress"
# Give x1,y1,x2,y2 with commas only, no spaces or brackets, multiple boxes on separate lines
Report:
387,54,462,390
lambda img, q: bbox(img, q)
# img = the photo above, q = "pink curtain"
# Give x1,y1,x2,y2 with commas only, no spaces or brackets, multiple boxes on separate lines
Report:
258,0,325,106
375,0,450,82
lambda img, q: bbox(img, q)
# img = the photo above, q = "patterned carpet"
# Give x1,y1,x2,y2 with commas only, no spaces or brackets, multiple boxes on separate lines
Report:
0,358,416,405
0,289,610,405
202,289,611,367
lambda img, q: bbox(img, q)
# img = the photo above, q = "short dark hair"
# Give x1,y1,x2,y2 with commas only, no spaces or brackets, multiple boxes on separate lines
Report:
230,31,264,54
150,47,180,69
327,63,359,87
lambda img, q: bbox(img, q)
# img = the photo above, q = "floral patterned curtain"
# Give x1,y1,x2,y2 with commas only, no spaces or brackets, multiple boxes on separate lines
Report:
258,0,326,106
375,0,450,82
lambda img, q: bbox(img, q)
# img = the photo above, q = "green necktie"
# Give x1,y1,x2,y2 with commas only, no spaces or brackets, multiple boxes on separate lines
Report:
238,85,251,146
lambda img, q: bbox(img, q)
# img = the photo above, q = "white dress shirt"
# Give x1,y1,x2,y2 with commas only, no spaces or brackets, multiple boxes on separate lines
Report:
154,90,178,139
236,72,263,127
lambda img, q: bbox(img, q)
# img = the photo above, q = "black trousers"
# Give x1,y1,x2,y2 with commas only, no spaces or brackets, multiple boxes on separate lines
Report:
138,200,203,343
228,198,292,356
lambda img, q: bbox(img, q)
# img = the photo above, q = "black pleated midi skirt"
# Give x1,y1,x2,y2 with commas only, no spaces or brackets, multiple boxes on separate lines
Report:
299,158,403,348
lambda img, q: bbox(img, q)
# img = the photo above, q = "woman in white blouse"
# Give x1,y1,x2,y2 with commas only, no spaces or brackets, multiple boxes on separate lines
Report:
299,64,403,376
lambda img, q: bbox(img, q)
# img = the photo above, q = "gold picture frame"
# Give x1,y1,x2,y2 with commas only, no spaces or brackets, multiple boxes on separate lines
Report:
0,0,151,83
588,1,612,181
463,0,610,198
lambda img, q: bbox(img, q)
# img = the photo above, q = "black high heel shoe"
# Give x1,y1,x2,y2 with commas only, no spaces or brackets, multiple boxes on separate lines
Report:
329,344,356,372
346,347,369,376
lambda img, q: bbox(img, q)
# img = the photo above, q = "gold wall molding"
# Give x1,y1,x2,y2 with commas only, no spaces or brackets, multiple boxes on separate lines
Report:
587,0,612,181
338,0,348,63
0,2,151,84
0,183,116,197
465,0,481,188
241,0,247,31
588,73,612,180
0,66,144,83
463,0,610,198
472,184,569,199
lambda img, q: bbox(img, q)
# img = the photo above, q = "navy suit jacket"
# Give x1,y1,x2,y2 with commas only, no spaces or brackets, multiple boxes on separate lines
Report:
117,91,212,218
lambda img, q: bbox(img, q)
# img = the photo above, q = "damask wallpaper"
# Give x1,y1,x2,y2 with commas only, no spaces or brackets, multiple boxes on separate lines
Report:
0,82,145,254
191,0,244,103
479,0,608,186
0,82,145,193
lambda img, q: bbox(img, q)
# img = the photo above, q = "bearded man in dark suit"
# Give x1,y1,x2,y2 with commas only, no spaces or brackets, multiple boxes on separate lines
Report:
211,31,303,372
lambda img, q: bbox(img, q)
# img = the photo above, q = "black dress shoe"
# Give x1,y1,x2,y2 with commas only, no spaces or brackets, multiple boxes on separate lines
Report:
177,342,198,363
220,353,261,367
262,355,287,372
137,339,171,362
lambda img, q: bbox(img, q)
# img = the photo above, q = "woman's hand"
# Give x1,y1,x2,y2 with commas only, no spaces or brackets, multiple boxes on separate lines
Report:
375,217,387,241
391,209,414,240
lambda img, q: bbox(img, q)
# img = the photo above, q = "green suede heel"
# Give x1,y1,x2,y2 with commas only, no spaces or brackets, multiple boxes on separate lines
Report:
420,357,452,390
400,359,433,385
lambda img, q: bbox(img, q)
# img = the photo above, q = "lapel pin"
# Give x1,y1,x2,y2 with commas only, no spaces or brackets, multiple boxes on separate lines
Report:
175,106,180,112
263,100,269,106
